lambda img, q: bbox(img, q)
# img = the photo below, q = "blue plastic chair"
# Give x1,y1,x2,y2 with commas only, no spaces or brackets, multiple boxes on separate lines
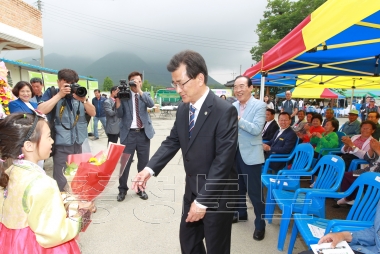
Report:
287,172,380,254
262,143,314,220
262,137,300,174
347,158,368,172
268,155,345,251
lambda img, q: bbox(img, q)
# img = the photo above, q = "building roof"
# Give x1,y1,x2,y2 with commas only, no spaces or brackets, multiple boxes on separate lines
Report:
0,57,97,81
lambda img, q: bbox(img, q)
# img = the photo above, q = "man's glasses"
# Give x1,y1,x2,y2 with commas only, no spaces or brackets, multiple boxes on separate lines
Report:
171,78,191,89
233,84,248,90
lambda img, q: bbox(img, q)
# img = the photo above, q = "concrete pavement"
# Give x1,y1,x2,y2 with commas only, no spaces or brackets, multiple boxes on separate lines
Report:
45,113,353,253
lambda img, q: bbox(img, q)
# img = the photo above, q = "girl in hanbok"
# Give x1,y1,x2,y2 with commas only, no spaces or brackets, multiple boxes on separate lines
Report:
0,113,94,253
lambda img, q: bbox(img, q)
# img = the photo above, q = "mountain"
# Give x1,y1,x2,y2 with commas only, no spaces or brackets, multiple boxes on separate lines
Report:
21,51,221,88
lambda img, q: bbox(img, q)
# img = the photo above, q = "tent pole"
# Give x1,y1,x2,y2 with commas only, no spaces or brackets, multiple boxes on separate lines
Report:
350,80,355,110
260,72,266,100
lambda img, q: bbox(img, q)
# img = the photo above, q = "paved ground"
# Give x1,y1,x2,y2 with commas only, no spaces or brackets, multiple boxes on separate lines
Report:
43,113,351,254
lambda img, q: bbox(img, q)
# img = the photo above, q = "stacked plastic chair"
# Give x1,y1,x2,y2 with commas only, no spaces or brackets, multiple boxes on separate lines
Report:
262,143,314,221
267,155,345,251
287,172,380,254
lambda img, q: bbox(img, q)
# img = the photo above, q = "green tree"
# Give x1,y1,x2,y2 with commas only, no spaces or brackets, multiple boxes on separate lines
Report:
250,0,326,62
103,76,114,91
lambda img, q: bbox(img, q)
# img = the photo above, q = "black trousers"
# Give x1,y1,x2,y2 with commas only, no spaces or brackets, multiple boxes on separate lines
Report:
107,133,119,144
118,130,150,193
235,148,266,230
341,153,359,171
179,196,233,254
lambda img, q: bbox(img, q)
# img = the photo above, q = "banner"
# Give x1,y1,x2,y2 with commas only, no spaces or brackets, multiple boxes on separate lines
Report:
42,73,58,88
77,80,87,88
88,81,98,90
28,71,42,80
211,89,232,97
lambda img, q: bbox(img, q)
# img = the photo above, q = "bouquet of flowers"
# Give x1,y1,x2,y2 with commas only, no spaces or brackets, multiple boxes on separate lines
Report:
0,61,14,118
63,142,129,201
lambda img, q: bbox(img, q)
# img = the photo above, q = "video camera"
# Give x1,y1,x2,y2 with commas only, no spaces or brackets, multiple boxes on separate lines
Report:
65,83,87,98
117,79,136,100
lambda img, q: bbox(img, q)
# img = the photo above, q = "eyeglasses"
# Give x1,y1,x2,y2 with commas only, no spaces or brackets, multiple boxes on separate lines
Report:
233,84,248,90
171,78,191,89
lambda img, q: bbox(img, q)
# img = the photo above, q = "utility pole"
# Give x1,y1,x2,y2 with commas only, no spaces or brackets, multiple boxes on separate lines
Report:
231,71,236,79
37,0,44,67
240,65,242,75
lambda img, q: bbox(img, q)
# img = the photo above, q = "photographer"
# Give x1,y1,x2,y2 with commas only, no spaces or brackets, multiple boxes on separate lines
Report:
115,71,155,202
38,69,95,191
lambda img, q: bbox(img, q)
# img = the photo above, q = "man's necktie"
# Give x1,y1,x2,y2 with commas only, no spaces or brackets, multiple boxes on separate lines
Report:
189,105,196,138
135,94,143,128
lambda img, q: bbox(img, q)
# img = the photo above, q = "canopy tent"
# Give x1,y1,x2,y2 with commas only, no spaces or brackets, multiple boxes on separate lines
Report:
251,73,297,87
276,88,345,99
243,0,380,100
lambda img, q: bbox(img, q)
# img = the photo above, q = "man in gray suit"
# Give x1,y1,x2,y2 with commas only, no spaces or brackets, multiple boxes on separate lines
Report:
115,71,155,202
232,76,267,241
103,86,120,144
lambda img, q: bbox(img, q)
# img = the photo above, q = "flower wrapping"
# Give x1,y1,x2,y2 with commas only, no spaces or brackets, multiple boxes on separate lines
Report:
64,143,128,201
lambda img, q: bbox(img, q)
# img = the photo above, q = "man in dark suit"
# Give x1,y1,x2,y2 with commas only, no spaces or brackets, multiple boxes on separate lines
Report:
131,50,238,254
115,71,155,202
262,108,279,141
263,112,298,171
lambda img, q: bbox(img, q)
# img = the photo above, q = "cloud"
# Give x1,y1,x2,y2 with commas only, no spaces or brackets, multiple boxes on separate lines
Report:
2,0,267,83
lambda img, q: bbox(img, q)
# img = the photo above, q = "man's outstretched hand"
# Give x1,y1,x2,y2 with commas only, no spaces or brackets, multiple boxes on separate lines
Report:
131,169,151,193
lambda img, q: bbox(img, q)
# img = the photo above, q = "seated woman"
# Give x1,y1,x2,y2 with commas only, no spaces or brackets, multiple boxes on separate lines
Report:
310,119,340,159
336,138,380,206
8,81,37,114
340,120,376,170
297,113,325,143
0,113,95,253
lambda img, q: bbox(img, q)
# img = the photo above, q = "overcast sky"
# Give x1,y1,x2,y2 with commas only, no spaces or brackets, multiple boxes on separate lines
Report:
1,0,268,84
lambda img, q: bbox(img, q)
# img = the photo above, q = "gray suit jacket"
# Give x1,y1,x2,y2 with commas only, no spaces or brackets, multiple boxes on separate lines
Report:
116,92,155,143
103,98,120,135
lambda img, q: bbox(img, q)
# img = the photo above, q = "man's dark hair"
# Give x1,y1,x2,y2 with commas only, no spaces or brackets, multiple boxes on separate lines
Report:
326,119,339,132
266,108,275,115
167,50,208,84
361,120,377,130
94,89,100,93
30,77,43,85
279,112,291,120
306,112,315,117
368,111,380,119
110,86,118,93
234,75,253,87
57,69,79,84
128,71,143,81
311,113,323,124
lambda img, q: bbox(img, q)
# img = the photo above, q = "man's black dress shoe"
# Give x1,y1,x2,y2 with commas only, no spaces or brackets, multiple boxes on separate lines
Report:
232,213,248,223
117,192,126,202
253,229,265,241
137,190,148,200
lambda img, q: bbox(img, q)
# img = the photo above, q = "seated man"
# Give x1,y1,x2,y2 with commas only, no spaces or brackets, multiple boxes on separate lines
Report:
322,108,339,129
341,109,361,137
262,108,279,141
262,112,298,171
367,111,380,140
299,200,380,254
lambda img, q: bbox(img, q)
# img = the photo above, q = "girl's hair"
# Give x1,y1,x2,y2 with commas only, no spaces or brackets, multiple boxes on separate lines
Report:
264,95,271,104
0,113,45,188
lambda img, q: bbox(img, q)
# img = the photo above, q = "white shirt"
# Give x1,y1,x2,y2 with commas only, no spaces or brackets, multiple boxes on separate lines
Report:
130,91,144,128
275,126,289,140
